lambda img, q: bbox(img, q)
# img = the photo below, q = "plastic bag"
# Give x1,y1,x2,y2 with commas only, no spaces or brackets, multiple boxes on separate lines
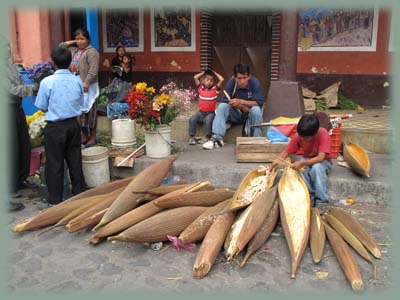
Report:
106,102,130,120
267,126,289,142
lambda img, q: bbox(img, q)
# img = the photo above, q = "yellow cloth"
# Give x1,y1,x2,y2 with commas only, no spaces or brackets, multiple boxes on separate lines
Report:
270,116,300,125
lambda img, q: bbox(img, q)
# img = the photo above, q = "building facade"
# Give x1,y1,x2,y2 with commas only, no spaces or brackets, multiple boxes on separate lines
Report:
9,7,392,108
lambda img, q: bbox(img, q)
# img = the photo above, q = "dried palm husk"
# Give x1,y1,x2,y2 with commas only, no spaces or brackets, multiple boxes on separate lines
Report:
278,164,310,278
13,178,133,233
154,188,234,208
66,187,123,229
95,155,176,229
66,208,107,233
329,207,381,259
108,206,208,243
229,166,277,211
325,213,373,262
193,210,236,278
225,186,278,261
343,142,371,177
241,197,279,267
178,199,231,244
88,200,163,245
147,183,214,195
152,181,211,208
323,221,364,291
310,207,326,264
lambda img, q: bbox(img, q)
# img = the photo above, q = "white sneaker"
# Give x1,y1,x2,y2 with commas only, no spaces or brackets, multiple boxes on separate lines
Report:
202,137,224,150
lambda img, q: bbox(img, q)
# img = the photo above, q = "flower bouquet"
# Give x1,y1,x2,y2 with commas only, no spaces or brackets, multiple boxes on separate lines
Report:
26,110,46,147
125,82,175,131
25,61,54,85
159,81,196,117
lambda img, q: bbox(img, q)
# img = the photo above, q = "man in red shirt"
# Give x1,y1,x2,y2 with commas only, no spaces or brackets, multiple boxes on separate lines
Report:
270,115,333,205
188,69,224,145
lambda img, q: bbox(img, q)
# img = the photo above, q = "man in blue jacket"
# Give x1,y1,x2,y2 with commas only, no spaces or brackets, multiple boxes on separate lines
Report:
203,64,264,150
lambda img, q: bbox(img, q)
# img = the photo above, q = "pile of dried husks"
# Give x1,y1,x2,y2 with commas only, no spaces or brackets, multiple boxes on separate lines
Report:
13,156,381,291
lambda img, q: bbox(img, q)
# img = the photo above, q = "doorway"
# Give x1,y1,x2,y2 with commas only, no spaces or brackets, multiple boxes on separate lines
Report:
212,11,272,100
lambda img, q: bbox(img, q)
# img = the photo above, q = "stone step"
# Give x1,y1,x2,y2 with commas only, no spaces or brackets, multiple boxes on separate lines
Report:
111,142,391,206
98,116,391,154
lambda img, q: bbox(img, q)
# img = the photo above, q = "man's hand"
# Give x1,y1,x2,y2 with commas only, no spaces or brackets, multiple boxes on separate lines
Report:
83,81,89,92
269,159,279,171
291,160,306,171
229,98,241,108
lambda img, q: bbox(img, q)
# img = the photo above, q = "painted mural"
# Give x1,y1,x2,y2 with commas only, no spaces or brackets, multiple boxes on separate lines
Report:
298,8,378,51
102,8,144,52
151,6,196,52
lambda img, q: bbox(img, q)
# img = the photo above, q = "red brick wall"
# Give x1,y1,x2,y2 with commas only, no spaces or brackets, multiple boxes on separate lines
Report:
296,9,391,75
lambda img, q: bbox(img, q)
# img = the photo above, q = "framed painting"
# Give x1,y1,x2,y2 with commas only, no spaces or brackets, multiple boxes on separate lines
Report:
150,6,196,52
298,8,379,51
102,8,144,52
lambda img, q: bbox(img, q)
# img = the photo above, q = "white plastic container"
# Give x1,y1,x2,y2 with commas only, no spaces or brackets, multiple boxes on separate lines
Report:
111,118,136,147
81,146,110,187
144,125,172,158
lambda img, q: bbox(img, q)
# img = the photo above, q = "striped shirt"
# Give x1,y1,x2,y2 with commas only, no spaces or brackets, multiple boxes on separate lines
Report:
198,84,219,112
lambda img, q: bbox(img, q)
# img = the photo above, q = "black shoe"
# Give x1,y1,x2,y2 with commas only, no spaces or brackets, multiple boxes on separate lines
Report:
19,180,39,189
8,202,25,212
36,201,55,210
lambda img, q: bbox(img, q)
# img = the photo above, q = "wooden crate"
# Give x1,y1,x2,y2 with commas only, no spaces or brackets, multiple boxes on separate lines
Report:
236,137,288,163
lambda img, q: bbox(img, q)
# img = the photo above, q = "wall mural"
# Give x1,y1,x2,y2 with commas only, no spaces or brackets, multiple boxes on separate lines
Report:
150,6,196,52
102,8,144,52
298,8,378,51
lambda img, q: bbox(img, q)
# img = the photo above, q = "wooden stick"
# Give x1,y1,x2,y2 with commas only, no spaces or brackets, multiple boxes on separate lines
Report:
116,143,146,167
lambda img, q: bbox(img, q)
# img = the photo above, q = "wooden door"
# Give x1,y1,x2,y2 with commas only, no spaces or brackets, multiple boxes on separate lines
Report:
212,11,272,100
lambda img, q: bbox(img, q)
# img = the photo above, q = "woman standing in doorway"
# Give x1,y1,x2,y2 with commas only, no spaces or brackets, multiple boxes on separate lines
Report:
61,28,100,147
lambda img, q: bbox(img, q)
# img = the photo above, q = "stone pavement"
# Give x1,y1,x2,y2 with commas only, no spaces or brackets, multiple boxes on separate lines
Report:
7,145,394,295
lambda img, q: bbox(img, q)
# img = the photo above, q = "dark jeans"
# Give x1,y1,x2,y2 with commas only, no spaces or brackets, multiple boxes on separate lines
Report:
10,103,31,193
44,118,87,204
188,111,215,137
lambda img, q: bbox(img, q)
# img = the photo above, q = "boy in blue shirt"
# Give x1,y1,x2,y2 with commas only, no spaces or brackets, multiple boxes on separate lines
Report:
35,46,87,206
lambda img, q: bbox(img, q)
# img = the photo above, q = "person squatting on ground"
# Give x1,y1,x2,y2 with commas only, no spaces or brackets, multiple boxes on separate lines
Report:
7,43,39,211
188,69,224,145
269,114,333,205
34,46,88,207
61,28,100,148
202,64,264,150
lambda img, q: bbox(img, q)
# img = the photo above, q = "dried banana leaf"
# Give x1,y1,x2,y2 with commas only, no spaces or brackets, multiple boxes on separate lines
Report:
108,206,208,243
96,155,176,228
225,186,277,261
343,142,370,177
179,199,231,244
154,188,234,208
323,221,364,291
193,210,235,278
278,164,310,278
241,197,279,267
329,207,381,259
310,207,326,264
229,167,276,211
88,200,163,245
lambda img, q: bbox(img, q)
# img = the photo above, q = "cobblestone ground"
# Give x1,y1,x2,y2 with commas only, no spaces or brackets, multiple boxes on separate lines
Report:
7,188,392,294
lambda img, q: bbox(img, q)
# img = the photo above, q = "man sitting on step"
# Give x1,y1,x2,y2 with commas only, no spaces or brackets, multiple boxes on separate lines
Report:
203,64,264,150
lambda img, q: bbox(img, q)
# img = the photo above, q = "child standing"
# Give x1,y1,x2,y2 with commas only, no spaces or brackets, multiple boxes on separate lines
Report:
35,46,88,206
270,114,333,205
188,69,224,145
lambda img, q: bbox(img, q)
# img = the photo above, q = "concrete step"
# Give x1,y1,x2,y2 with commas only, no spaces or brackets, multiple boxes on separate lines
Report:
98,114,392,154
111,142,391,206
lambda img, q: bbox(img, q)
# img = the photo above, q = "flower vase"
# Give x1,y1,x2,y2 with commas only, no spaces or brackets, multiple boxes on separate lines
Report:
144,125,172,158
